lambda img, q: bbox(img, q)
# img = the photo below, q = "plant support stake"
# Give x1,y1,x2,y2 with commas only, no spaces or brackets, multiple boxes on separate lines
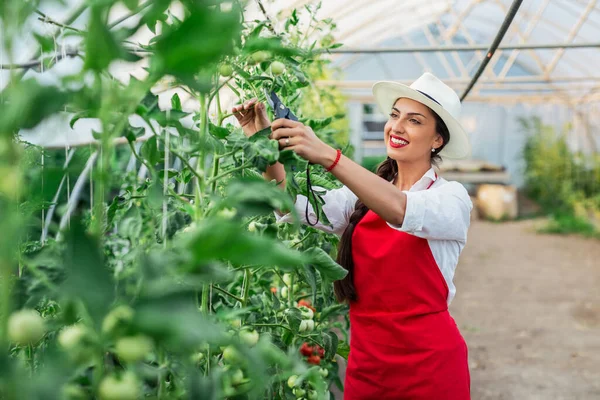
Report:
460,0,523,102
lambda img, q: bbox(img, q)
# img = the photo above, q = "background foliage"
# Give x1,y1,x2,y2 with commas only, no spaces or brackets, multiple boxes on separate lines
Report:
0,1,353,399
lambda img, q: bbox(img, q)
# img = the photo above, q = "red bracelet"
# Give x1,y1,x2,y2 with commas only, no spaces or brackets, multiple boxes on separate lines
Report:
325,149,342,172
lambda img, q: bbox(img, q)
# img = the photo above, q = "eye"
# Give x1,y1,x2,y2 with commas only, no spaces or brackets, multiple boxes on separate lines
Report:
389,113,399,119
409,118,421,124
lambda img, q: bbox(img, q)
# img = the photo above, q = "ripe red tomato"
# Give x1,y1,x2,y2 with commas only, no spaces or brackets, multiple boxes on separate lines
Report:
270,287,277,294
300,342,313,357
316,346,325,357
307,355,321,365
297,299,316,312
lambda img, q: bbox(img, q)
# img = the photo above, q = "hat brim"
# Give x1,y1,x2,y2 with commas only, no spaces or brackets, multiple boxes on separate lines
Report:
372,81,471,159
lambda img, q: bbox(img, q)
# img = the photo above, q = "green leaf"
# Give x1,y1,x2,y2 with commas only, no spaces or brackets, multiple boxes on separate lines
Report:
171,93,182,111
336,341,350,360
141,135,161,165
62,219,113,324
302,117,333,131
209,123,231,139
218,177,295,217
33,33,55,53
122,0,138,11
284,307,302,332
84,6,139,71
318,304,347,321
133,292,227,350
322,331,339,361
0,80,69,134
152,4,241,80
148,109,189,127
304,247,347,281
243,36,303,58
181,218,306,268
246,128,279,172
69,111,93,129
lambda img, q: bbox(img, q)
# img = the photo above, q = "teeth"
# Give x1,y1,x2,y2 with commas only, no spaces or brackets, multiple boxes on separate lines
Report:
391,137,408,145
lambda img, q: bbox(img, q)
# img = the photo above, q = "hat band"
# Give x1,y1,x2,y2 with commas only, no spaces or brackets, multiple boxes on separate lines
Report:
416,90,441,106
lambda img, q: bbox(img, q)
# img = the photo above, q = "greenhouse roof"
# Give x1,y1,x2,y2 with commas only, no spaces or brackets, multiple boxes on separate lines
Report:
254,0,600,105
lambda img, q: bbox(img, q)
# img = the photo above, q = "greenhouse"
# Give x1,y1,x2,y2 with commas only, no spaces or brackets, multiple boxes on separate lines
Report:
1,0,599,399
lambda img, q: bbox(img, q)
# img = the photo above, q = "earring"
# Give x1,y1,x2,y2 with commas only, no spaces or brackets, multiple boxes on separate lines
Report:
431,148,436,152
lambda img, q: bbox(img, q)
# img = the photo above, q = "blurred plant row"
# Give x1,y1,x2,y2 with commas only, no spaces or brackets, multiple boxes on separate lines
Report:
521,117,600,237
0,1,352,399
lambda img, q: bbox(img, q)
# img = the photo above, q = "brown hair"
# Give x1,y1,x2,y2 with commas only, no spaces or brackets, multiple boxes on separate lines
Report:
333,111,450,302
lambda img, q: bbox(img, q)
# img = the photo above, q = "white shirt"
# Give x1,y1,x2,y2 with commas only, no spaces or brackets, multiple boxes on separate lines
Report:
276,167,473,304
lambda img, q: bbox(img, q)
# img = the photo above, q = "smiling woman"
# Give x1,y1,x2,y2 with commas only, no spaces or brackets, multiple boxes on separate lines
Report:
241,72,474,399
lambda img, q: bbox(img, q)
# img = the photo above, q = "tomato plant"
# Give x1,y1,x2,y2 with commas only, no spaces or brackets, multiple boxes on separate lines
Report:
0,1,349,399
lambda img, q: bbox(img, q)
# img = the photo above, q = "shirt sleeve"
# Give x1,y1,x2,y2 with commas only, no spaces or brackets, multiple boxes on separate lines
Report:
275,186,357,235
388,181,473,242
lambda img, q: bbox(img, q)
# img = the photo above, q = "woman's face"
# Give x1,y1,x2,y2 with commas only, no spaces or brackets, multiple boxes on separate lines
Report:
383,98,444,163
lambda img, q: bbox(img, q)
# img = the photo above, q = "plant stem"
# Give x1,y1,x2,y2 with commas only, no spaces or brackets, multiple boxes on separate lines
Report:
206,163,252,185
212,285,244,303
28,345,34,376
108,1,153,29
241,269,252,308
210,90,224,194
288,273,294,309
200,286,209,314
195,93,208,221
36,11,84,33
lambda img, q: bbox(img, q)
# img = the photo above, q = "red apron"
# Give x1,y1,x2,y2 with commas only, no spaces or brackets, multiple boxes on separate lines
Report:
344,208,470,399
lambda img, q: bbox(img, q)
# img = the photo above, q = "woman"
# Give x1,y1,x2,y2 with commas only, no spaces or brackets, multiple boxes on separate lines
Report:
233,73,472,399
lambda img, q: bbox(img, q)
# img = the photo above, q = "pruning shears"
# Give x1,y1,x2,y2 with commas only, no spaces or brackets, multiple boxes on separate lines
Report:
264,89,298,122
263,89,320,227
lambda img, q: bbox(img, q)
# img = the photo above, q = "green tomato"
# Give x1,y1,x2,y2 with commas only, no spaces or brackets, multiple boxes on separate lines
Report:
102,305,134,334
287,375,298,389
190,352,205,364
280,286,288,299
230,318,242,328
282,273,292,286
222,346,240,363
307,390,318,400
248,221,257,232
58,324,88,351
298,319,315,333
219,64,233,77
115,335,153,363
299,306,314,320
293,387,306,397
217,208,237,219
231,368,244,385
319,368,329,378
239,329,259,347
98,372,139,400
270,61,285,75
251,51,269,63
0,167,21,198
7,309,45,346
62,384,87,400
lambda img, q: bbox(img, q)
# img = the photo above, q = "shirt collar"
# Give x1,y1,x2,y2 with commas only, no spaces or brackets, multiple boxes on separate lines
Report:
408,167,438,192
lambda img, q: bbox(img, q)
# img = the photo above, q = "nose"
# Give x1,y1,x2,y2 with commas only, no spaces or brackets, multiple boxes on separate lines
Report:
392,118,405,134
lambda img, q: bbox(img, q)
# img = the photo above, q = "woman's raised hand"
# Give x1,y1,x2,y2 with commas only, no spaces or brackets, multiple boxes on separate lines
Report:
232,98,271,137
271,119,337,167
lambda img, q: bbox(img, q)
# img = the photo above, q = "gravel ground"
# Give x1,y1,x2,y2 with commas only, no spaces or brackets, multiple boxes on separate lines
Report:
450,219,600,400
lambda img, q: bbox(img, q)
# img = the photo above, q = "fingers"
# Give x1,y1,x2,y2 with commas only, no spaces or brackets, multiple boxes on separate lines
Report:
278,137,296,149
271,127,301,140
271,118,302,130
232,98,259,119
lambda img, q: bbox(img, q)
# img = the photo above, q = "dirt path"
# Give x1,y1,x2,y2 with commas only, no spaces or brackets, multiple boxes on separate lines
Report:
450,219,600,400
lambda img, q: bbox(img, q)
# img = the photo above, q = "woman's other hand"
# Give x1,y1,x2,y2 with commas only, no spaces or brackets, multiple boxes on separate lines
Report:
271,119,337,167
232,98,271,137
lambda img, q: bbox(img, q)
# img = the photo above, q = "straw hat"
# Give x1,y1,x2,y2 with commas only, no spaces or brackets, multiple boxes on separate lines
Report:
372,72,471,159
